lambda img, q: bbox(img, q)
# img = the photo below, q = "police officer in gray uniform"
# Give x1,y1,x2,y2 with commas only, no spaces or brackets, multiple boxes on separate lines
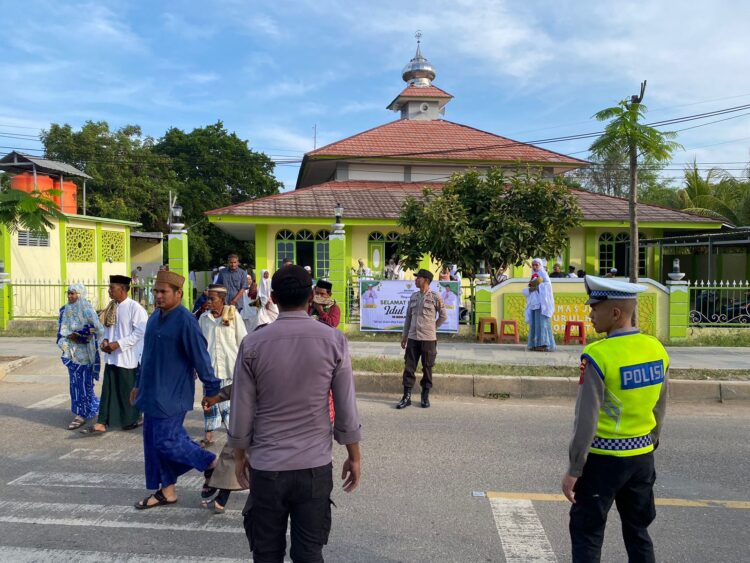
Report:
397,269,447,409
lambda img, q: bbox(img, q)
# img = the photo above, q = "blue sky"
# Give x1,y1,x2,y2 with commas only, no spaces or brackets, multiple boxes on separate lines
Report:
2,0,750,191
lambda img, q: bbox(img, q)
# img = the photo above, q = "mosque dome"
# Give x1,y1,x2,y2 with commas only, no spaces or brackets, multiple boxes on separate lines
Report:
401,38,436,87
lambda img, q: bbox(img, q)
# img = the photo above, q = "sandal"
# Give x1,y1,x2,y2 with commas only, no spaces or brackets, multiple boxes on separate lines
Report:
79,426,106,436
201,468,217,499
199,439,215,448
68,417,86,430
134,489,177,510
212,500,225,514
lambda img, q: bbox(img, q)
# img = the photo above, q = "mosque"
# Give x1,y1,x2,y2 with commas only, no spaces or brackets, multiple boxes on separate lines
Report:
206,43,721,319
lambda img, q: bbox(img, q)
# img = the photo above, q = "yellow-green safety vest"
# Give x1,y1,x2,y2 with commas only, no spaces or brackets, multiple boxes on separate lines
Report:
582,331,669,457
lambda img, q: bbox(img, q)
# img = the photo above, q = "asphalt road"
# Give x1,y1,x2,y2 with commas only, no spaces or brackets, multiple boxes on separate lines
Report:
0,379,748,562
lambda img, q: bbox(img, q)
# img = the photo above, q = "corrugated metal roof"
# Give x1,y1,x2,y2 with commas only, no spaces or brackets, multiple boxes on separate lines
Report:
0,151,92,179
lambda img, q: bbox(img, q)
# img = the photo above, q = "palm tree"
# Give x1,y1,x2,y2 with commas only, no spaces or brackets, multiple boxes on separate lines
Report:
590,87,682,282
0,187,65,235
677,161,750,225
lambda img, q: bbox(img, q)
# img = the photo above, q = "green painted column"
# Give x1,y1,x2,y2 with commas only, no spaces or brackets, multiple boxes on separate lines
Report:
0,226,11,323
168,229,191,307
0,276,9,330
95,222,104,306
328,228,346,326
584,228,597,275
667,280,689,341
59,219,68,304
125,227,131,277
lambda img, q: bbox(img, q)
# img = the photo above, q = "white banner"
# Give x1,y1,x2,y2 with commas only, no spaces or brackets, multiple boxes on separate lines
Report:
359,279,460,333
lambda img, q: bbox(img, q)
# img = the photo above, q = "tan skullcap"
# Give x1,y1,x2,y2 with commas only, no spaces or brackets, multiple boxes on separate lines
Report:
156,270,185,289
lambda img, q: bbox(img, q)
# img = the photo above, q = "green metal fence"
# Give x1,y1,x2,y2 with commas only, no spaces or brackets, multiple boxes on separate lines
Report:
10,280,156,319
689,280,750,327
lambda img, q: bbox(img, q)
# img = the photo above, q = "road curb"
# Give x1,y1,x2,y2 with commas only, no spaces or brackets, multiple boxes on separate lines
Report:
0,356,35,382
354,372,750,402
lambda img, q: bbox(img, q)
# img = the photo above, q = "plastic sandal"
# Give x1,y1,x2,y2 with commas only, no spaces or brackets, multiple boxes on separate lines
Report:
134,489,177,510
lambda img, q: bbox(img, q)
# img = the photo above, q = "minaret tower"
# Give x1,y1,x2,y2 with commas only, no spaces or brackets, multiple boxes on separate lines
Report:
386,32,453,121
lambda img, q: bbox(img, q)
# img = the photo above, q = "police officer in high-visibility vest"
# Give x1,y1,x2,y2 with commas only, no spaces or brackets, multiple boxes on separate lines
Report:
562,275,669,563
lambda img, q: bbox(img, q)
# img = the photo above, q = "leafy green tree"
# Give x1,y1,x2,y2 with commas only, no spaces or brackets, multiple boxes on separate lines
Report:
590,89,682,281
574,150,670,199
42,121,179,238
397,168,582,280
154,122,282,269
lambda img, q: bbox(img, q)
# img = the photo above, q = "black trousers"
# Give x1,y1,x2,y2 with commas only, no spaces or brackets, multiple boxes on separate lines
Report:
570,452,657,563
243,463,333,563
402,339,437,390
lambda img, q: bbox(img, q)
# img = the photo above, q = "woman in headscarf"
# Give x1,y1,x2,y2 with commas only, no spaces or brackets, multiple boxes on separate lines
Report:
256,269,278,326
57,283,105,429
240,272,260,332
523,258,556,352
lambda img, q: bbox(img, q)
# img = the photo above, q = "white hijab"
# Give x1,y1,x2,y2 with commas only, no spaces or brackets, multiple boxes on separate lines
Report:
524,258,555,319
258,270,272,304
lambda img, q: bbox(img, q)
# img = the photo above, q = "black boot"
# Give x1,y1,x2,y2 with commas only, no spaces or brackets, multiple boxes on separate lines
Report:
396,387,412,409
421,388,430,408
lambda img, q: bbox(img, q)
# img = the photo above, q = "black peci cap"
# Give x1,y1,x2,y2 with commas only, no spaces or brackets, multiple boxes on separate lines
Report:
414,268,434,282
272,265,313,293
316,279,333,291
110,275,131,285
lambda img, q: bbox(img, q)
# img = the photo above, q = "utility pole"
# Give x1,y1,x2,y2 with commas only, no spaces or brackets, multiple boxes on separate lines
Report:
628,80,646,284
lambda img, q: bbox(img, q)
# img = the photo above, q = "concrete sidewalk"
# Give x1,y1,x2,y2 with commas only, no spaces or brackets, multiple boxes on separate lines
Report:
349,341,750,370
1,336,749,370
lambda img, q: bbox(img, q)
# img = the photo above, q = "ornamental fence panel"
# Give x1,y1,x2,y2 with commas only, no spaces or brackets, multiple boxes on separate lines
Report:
688,280,750,327
10,279,157,319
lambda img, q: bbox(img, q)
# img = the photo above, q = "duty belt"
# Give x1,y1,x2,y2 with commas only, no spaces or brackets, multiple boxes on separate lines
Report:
591,434,652,451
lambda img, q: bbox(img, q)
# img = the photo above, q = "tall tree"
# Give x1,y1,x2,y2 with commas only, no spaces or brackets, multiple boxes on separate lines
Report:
154,122,282,269
397,168,582,280
590,83,682,282
42,121,179,237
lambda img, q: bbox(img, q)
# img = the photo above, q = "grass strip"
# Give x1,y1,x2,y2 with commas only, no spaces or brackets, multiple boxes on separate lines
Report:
351,357,750,381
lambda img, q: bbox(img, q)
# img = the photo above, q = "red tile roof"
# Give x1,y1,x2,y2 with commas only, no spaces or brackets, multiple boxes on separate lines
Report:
207,180,719,224
306,119,586,165
394,85,453,99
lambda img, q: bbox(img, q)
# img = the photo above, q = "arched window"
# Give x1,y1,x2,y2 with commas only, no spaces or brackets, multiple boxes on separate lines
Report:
368,232,385,241
385,232,401,264
599,232,647,276
276,229,295,269
296,230,314,241
315,230,330,278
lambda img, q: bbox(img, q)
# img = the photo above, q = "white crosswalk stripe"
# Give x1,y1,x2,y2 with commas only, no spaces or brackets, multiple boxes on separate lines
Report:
0,500,244,533
489,497,557,562
27,393,70,409
8,471,205,490
0,547,252,562
59,448,142,462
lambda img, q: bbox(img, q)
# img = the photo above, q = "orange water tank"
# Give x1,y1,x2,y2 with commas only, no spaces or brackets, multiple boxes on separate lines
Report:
10,172,54,193
60,180,78,214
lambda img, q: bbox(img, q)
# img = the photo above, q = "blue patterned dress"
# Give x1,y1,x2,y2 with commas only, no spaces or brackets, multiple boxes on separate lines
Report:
57,286,105,419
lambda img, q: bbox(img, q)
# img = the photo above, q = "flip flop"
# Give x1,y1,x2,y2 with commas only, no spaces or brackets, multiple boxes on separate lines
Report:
134,489,177,510
199,439,215,448
68,417,86,430
79,426,106,436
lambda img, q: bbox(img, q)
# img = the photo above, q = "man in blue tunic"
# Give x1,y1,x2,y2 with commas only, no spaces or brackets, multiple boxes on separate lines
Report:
130,270,221,509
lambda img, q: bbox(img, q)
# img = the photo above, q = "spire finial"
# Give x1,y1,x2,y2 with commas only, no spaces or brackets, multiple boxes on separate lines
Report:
402,31,435,86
